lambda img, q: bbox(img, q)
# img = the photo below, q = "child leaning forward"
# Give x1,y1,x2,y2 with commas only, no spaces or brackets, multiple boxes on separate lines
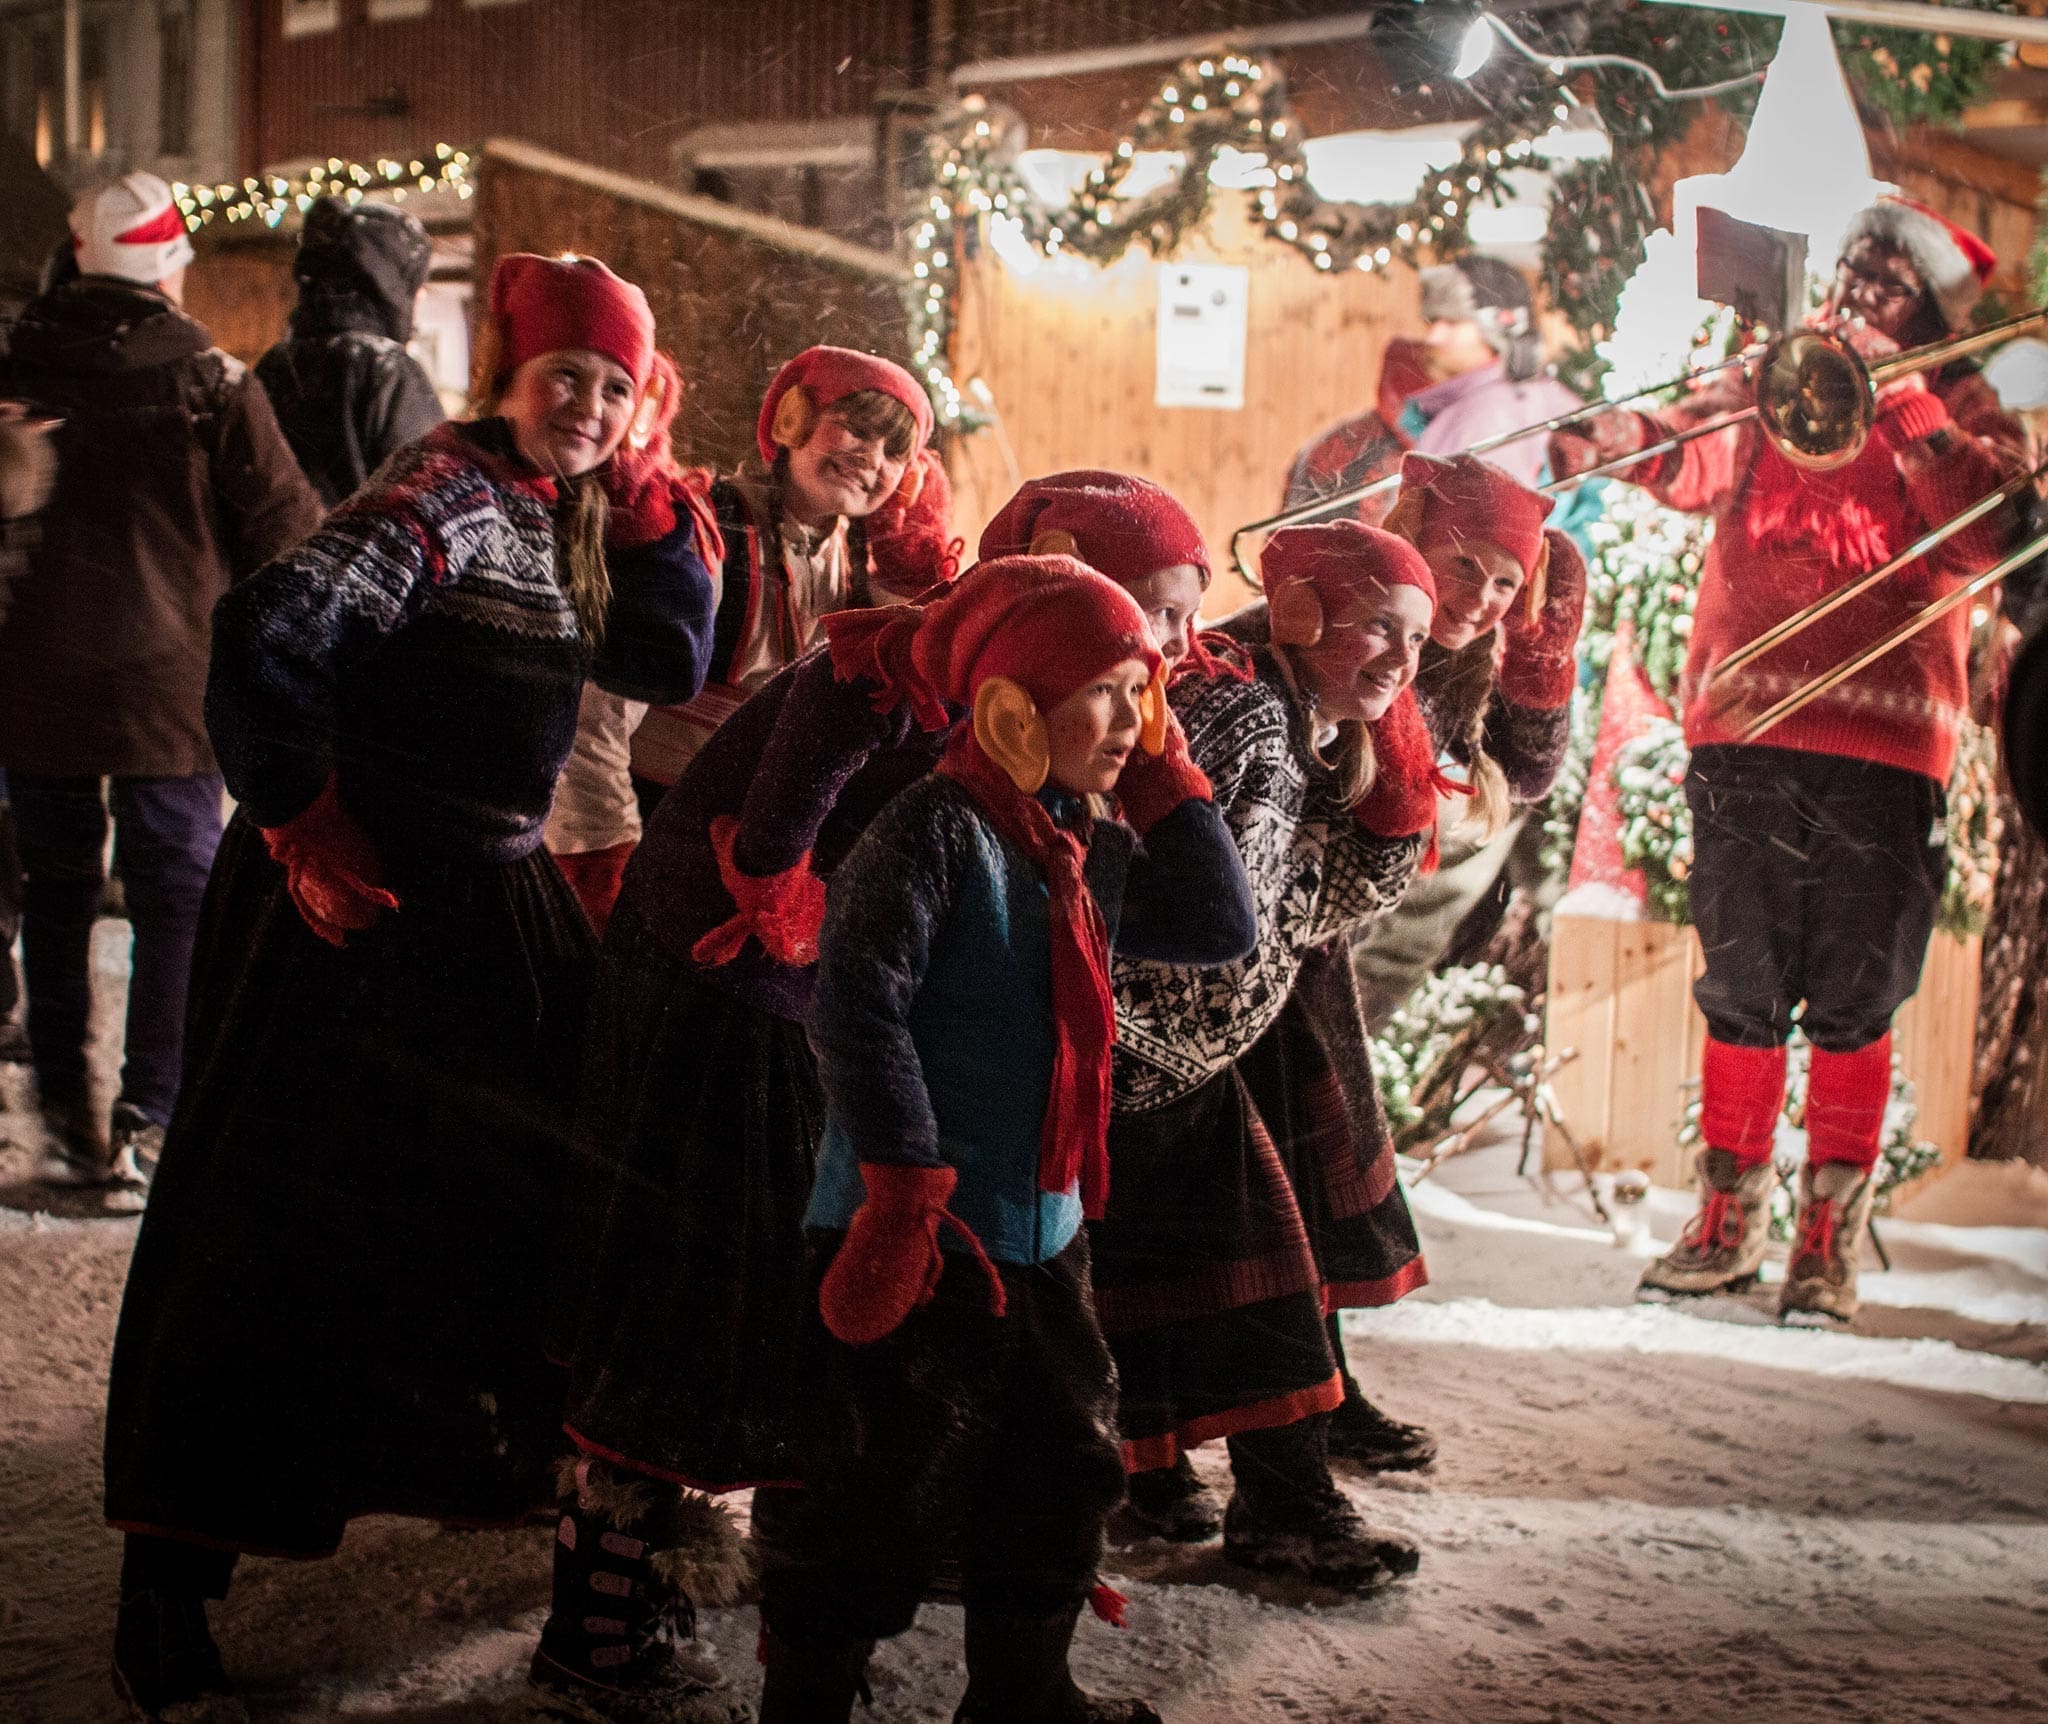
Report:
758,554,1253,1722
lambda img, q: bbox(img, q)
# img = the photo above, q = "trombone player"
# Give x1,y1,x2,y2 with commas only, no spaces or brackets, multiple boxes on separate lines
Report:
1549,197,2025,1322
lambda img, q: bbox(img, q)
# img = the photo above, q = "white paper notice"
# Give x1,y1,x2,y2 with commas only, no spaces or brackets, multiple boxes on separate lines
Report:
1154,263,1249,410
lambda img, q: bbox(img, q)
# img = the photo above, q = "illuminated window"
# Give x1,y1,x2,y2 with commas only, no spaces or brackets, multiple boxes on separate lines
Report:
282,0,340,38
369,0,432,17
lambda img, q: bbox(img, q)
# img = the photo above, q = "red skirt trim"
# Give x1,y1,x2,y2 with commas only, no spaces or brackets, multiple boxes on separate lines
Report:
1321,1255,1430,1313
1119,1371,1345,1474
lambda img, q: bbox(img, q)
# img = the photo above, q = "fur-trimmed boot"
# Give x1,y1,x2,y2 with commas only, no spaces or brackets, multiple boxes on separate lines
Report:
1779,1158,1880,1324
1221,1419,1416,1592
111,1588,247,1724
755,1626,874,1724
1113,1456,1223,1544
953,1603,1162,1724
1637,1147,1778,1297
529,1457,753,1724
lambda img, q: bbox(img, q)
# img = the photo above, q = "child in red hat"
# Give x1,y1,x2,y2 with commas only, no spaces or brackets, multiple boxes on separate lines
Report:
628,344,945,792
754,554,1251,1722
102,251,721,1721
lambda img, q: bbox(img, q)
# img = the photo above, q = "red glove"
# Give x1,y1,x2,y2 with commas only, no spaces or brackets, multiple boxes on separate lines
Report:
1355,687,1459,842
819,1161,1006,1346
1498,529,1586,711
1547,410,1649,483
865,449,964,600
261,776,400,947
689,814,828,968
1113,709,1212,834
601,353,686,550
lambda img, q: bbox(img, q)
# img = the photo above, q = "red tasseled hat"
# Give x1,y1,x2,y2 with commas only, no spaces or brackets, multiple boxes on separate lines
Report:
978,470,1211,588
911,553,1162,718
1838,195,1996,334
488,252,655,392
1262,518,1436,613
1394,451,1554,579
756,345,934,462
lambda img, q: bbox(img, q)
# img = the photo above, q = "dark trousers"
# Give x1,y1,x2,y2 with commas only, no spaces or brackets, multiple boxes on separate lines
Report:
1686,745,1945,1053
763,1231,1126,1645
8,772,223,1122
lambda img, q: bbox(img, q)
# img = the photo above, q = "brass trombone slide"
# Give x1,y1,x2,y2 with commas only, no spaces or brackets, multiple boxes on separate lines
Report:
1729,529,2048,744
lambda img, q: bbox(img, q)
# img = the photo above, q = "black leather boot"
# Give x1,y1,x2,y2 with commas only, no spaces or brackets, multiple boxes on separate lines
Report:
756,1625,874,1724
953,1602,1162,1723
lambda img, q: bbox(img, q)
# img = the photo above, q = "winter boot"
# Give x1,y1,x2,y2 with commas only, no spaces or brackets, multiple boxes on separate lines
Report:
1779,1158,1880,1325
111,1588,247,1724
529,1458,752,1724
1322,1317,1438,1472
1113,1455,1223,1543
1222,1419,1416,1591
104,1101,165,1215
755,1626,874,1724
953,1602,1162,1724
1637,1148,1777,1298
35,1086,109,1186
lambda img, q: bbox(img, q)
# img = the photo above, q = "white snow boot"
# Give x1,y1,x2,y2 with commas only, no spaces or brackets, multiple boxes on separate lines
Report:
1778,1159,1879,1325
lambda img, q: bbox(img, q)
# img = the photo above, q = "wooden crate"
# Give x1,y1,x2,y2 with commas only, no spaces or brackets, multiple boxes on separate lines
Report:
1543,913,1981,1190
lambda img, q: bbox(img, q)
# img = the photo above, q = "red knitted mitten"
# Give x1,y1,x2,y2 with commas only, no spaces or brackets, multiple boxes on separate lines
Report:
819,1162,1006,1346
1113,711,1212,834
1546,409,1651,484
1499,529,1587,711
1355,687,1454,841
865,449,965,600
690,815,829,968
261,776,400,947
601,354,686,549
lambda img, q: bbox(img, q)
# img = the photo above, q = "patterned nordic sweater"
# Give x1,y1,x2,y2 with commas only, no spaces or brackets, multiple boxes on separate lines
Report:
1112,626,1424,1114
207,418,716,870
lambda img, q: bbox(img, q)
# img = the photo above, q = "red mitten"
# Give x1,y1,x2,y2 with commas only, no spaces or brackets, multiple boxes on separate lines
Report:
819,1161,1006,1345
601,353,685,550
1499,529,1587,711
1355,687,1460,841
261,775,400,947
690,814,829,968
1113,710,1212,834
1873,380,1949,450
1546,410,1649,483
865,449,964,600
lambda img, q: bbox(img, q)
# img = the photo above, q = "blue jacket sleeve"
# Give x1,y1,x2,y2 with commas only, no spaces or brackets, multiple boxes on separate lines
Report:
590,518,718,704
1114,797,1257,966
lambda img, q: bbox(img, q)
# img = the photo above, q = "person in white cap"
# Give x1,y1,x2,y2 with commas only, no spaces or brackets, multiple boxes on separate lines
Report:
0,172,321,1215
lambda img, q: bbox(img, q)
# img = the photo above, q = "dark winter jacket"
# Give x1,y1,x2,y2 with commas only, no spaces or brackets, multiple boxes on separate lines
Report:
255,197,444,508
207,418,716,873
808,772,1251,1265
0,277,323,779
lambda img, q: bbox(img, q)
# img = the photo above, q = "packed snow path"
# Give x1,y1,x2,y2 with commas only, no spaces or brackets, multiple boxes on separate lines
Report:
2,930,2045,1721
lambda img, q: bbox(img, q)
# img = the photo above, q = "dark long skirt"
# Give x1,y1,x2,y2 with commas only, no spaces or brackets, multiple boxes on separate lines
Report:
1244,944,1429,1310
103,815,593,1557
560,900,824,1492
1091,1066,1342,1474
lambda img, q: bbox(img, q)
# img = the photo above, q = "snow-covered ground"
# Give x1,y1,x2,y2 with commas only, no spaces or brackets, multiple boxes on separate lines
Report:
2,926,2045,1721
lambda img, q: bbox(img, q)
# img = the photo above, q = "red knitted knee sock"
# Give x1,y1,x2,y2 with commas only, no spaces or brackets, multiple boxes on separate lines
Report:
1699,1039,1789,1169
1805,1036,1892,1169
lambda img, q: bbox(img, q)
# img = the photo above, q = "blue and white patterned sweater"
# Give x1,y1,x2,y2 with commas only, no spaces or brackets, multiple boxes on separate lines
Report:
207,418,716,870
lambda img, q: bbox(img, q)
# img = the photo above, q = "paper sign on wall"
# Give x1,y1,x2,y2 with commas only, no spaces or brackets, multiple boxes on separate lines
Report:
1154,263,1249,410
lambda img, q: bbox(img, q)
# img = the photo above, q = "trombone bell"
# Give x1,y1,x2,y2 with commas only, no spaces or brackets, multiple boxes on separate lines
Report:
1754,330,1875,472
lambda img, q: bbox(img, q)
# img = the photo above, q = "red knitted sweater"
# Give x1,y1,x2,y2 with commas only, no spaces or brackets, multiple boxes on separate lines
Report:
1624,363,2024,784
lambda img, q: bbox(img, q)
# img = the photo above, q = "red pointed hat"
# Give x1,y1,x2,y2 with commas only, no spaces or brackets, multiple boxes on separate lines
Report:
979,470,1211,587
489,252,655,391
1262,518,1436,611
911,553,1161,717
1839,195,1996,334
1395,452,1554,578
756,345,934,461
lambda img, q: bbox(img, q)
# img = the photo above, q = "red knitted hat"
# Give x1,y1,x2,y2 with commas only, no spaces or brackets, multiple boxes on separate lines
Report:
1838,195,1996,334
1395,452,1553,578
911,553,1161,717
1263,519,1436,615
489,253,655,391
756,345,934,462
979,470,1211,587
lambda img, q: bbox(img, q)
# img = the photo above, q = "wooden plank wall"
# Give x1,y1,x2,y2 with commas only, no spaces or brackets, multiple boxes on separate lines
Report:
1545,917,1982,1194
947,199,1421,616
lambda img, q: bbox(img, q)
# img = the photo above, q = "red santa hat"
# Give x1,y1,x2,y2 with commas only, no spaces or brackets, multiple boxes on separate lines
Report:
1392,452,1554,579
1838,196,1995,334
911,553,1161,718
487,252,655,392
978,470,1211,588
756,345,934,462
69,173,194,285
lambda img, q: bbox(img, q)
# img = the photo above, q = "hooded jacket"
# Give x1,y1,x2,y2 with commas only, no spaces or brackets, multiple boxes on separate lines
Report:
255,198,444,507
0,277,322,779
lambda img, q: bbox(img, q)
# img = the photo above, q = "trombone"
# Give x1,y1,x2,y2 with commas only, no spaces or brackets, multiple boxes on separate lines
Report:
1229,305,2048,585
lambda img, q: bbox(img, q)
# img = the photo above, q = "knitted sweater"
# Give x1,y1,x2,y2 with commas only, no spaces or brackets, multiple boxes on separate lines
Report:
1626,360,2025,784
807,773,1249,1265
207,419,717,870
1113,613,1425,1114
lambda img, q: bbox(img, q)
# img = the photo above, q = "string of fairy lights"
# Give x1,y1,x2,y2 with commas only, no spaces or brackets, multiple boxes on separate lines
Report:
172,142,473,228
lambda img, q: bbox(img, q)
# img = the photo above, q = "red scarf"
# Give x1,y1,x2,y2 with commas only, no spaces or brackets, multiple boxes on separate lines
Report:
936,731,1117,1219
